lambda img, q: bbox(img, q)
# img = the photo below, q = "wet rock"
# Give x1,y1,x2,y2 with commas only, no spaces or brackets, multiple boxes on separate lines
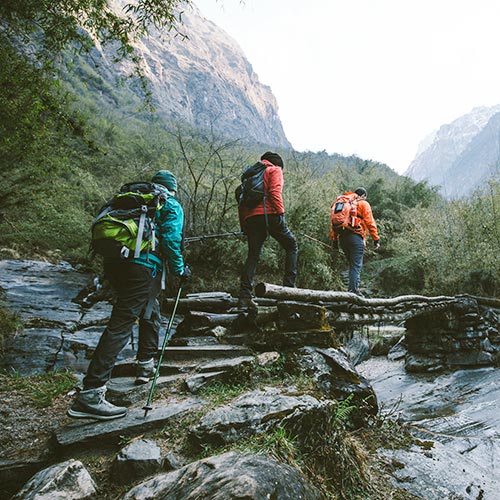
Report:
292,346,378,425
189,387,327,449
343,330,370,365
277,301,328,329
387,338,407,361
12,459,96,500
404,298,499,371
380,440,499,500
2,328,63,376
0,259,136,376
122,451,322,500
405,354,444,373
369,326,406,356
111,439,163,485
446,350,494,367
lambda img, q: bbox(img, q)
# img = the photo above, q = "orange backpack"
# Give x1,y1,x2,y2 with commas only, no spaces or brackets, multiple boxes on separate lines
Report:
330,193,362,234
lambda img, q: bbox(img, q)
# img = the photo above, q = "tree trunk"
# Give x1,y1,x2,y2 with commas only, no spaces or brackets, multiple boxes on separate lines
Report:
255,282,455,307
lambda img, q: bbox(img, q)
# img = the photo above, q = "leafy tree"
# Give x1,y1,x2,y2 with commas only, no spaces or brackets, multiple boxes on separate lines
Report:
0,0,190,62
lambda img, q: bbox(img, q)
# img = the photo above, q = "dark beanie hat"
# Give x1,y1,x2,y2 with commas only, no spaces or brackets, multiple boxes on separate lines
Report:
152,170,178,192
355,187,367,197
260,151,284,168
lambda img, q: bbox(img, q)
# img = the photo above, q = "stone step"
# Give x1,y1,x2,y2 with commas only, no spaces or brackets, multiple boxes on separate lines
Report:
169,336,221,347
155,345,252,361
54,399,204,448
112,359,198,378
185,371,227,393
196,355,255,373
107,375,184,406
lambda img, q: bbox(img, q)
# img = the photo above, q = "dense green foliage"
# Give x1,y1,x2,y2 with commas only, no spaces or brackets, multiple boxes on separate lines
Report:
389,179,500,296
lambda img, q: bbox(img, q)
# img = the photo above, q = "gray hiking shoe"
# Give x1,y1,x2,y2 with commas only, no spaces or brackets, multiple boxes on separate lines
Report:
135,358,155,385
237,297,258,310
67,386,127,420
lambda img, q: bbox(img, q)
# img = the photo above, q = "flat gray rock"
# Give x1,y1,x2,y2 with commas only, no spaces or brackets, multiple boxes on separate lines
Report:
55,399,204,447
106,375,184,406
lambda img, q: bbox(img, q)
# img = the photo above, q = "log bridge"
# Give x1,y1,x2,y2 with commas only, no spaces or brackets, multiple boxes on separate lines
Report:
167,283,500,373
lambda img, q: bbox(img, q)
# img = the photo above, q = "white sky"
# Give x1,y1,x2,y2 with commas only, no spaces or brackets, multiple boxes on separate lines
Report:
194,0,500,174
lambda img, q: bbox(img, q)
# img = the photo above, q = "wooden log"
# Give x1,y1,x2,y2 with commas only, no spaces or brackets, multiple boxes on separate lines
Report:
163,296,278,314
176,308,279,335
163,297,237,314
255,282,456,307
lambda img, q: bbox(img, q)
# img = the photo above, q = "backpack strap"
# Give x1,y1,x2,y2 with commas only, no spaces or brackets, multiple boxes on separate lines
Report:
134,206,148,258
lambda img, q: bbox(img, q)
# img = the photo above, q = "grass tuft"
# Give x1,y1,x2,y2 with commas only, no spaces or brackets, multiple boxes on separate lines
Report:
1,369,77,408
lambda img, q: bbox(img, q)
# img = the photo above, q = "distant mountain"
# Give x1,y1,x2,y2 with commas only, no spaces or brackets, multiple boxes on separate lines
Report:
68,2,290,149
405,105,500,198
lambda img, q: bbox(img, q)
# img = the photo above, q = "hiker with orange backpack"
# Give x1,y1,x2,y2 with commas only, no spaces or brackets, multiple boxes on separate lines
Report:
330,187,380,296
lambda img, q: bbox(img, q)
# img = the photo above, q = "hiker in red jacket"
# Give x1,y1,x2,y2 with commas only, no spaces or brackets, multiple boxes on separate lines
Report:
238,152,298,309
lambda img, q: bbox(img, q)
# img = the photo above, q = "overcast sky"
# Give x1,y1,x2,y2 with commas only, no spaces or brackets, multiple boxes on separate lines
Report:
194,0,500,174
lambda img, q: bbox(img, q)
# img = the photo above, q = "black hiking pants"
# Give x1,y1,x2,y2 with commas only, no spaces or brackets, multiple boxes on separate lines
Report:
239,214,298,298
83,261,162,389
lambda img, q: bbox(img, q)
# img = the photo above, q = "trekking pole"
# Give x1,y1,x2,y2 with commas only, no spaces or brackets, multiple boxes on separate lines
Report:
302,233,333,250
184,231,245,245
143,284,183,418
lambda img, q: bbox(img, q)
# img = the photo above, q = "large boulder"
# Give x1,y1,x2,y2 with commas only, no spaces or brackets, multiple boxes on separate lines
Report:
12,459,96,500
189,387,329,449
122,451,322,500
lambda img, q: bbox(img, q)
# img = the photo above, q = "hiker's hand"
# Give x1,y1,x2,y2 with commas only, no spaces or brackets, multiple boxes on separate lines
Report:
332,240,339,251
180,265,191,282
374,240,380,251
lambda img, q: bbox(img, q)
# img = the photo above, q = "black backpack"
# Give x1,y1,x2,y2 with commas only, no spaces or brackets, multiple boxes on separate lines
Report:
91,182,169,260
234,162,267,208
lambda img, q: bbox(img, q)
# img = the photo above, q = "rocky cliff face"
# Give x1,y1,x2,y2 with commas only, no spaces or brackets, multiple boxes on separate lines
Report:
90,2,290,149
405,105,500,198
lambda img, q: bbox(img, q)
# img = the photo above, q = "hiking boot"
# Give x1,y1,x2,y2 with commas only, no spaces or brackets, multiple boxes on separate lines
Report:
135,358,155,385
237,297,258,310
67,386,127,420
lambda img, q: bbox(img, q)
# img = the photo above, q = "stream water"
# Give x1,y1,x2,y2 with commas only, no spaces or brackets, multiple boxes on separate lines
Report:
358,357,500,500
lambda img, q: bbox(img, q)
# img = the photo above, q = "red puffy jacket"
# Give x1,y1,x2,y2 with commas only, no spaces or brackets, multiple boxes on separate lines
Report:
238,159,285,227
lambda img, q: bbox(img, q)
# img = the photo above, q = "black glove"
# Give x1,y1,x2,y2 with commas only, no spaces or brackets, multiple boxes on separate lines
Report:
180,265,191,282
332,239,339,251
374,240,380,251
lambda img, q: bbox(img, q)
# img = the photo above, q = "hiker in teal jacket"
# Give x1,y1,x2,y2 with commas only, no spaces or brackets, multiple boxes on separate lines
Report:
68,170,190,421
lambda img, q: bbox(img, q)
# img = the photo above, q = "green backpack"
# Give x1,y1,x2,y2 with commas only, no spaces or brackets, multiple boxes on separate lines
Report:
91,182,168,260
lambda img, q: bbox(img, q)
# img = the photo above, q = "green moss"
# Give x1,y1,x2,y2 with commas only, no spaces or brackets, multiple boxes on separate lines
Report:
0,304,23,352
1,370,77,408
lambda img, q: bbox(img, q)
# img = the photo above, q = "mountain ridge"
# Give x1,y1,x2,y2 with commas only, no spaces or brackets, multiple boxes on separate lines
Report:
405,105,500,198
82,2,291,149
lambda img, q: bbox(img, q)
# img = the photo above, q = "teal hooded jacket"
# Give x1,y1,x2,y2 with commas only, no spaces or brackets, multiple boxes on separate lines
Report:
131,189,185,276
